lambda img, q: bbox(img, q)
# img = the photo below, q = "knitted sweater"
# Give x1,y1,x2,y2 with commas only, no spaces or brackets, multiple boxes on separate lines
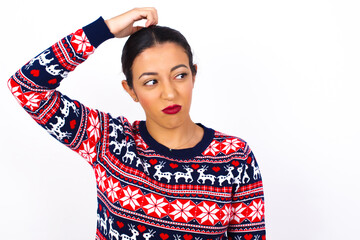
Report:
8,17,266,240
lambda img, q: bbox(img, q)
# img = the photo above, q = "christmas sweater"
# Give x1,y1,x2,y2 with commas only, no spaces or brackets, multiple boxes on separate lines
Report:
8,17,266,240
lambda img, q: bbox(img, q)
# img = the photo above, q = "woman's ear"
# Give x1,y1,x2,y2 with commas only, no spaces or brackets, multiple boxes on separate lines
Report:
122,80,138,102
192,64,198,83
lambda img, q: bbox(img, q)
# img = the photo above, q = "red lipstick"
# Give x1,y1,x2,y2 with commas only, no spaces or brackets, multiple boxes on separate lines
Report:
162,104,182,114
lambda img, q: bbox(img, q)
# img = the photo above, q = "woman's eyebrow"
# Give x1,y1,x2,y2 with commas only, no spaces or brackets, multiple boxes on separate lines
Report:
139,72,157,79
171,64,188,72
138,64,188,80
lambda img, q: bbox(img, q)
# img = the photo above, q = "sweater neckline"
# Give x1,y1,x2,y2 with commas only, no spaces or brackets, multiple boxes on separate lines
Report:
139,121,214,159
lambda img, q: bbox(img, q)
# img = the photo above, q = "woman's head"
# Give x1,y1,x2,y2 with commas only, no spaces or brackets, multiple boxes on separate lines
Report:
121,25,197,89
121,26,198,131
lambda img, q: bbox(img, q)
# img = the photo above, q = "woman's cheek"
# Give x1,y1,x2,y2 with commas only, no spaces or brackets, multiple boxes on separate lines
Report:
138,93,157,112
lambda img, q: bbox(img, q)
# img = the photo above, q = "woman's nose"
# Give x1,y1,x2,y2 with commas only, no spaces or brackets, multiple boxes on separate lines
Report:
160,81,176,100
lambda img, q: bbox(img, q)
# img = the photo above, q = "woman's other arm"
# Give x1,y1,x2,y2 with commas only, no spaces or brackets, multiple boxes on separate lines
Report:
228,150,266,239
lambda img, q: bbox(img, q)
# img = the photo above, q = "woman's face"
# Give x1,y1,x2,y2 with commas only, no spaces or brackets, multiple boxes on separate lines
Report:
123,42,196,130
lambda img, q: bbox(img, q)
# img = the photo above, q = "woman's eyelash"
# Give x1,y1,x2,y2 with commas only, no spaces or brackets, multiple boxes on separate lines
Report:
176,73,188,78
143,73,187,85
144,79,157,86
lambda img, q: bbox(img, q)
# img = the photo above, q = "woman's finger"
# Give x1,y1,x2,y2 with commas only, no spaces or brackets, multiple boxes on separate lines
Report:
133,8,158,27
106,7,158,38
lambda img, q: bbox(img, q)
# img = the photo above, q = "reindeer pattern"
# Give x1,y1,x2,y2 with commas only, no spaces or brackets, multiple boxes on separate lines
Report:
139,158,256,188
25,48,69,78
44,96,78,141
104,119,260,189
107,135,257,188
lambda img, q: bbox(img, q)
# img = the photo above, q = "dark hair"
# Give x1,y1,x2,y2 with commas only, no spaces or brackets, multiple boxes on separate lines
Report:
121,25,197,89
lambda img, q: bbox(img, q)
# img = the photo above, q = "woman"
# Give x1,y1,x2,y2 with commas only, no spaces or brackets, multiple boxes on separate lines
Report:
8,7,265,240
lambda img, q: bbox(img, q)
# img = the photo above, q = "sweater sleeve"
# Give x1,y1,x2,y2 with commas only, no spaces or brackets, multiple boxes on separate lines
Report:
228,150,266,239
7,17,114,166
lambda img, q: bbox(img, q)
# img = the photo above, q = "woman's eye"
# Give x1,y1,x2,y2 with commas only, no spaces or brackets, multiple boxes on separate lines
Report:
175,73,188,79
144,79,157,86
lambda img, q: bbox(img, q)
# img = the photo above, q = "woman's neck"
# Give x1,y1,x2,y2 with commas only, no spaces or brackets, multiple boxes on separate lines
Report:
145,119,204,150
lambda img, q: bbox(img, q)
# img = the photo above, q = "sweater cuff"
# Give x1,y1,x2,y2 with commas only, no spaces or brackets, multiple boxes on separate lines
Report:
83,17,114,48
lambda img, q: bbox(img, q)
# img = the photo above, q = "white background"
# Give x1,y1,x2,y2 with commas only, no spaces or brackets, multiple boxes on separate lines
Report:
1,0,359,239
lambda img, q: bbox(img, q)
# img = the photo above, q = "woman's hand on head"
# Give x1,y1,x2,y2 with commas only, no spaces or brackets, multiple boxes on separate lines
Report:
105,7,158,38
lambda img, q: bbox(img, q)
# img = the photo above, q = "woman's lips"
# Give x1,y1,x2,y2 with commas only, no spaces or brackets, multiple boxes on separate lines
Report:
162,104,182,114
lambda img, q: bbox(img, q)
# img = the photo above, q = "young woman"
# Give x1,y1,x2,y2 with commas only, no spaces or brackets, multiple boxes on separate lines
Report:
8,7,265,240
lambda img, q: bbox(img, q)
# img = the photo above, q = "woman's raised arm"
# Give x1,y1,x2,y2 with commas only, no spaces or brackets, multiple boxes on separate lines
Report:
7,8,157,166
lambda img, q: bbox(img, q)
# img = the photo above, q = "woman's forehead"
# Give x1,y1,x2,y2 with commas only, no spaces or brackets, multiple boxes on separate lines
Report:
132,42,189,73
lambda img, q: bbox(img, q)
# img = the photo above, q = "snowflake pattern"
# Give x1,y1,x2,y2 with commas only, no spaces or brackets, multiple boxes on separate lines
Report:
220,138,245,154
169,199,196,223
230,202,247,224
202,140,221,156
22,91,43,111
71,29,94,56
248,199,265,222
87,110,100,142
78,140,96,164
196,201,220,225
119,186,143,211
143,193,169,218
220,204,231,225
94,165,107,192
106,176,122,203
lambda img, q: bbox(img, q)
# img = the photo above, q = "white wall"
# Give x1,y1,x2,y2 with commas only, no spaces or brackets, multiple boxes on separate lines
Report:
1,0,359,239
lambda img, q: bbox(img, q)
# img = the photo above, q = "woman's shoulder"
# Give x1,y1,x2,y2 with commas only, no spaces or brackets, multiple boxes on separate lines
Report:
105,113,133,127
201,126,252,157
104,112,138,138
213,129,248,145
